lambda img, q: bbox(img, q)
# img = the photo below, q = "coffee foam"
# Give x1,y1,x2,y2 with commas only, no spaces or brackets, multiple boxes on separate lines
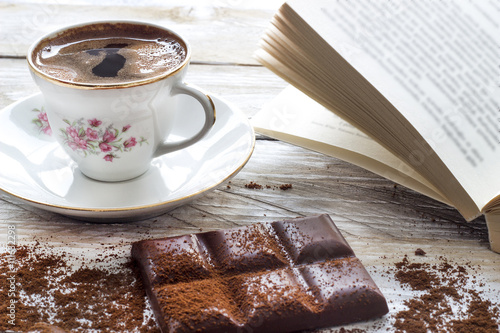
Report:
32,23,187,85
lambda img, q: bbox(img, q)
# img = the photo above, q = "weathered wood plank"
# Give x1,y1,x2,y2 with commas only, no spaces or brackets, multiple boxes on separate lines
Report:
0,57,490,246
0,1,282,63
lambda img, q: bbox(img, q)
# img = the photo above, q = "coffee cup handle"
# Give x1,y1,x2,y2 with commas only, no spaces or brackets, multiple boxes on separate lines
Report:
153,82,216,157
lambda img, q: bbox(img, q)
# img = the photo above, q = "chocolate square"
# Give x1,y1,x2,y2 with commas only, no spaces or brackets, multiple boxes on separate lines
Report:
198,223,288,274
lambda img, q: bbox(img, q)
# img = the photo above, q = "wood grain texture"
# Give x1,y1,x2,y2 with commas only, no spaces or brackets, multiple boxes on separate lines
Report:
0,1,498,332
0,59,490,243
0,0,281,63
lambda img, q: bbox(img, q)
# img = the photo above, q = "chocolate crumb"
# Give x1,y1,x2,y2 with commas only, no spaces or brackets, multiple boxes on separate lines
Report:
414,248,426,256
244,181,293,191
279,183,293,190
245,181,263,189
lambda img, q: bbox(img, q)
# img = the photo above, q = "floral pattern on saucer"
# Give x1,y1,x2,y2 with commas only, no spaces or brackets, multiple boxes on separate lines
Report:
59,117,148,162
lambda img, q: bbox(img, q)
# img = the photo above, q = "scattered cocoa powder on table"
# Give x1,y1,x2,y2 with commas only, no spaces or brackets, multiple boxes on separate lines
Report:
0,241,159,332
245,181,263,189
3,239,498,333
244,181,293,190
335,328,367,333
390,253,499,333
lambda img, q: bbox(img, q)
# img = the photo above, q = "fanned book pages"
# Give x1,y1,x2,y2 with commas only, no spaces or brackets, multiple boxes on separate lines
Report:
253,0,500,252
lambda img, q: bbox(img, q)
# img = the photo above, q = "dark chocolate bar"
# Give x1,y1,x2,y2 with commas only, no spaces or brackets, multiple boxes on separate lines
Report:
132,214,388,333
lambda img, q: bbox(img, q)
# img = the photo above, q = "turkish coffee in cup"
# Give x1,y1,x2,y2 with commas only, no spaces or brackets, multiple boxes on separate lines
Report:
31,22,187,85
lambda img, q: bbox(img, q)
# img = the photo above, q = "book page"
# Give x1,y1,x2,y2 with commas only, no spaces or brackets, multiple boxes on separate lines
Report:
286,0,500,211
252,86,449,205
485,211,500,253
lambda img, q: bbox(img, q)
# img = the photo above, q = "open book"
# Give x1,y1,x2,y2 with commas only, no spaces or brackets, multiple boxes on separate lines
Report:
253,0,500,252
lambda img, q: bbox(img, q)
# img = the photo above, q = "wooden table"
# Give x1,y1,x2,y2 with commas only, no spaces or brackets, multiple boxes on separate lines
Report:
1,1,499,332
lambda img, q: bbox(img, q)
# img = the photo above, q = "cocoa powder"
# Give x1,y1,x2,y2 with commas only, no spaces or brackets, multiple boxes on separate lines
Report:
244,181,293,190
391,253,499,333
3,237,499,333
0,241,159,332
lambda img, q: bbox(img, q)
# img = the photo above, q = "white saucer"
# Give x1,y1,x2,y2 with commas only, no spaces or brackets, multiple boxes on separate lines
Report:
0,93,255,222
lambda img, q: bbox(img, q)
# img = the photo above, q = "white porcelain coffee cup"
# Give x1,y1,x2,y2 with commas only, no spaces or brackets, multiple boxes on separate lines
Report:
27,21,215,182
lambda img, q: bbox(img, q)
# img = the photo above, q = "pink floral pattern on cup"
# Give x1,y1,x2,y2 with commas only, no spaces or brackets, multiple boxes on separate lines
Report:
59,117,148,162
32,107,52,136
